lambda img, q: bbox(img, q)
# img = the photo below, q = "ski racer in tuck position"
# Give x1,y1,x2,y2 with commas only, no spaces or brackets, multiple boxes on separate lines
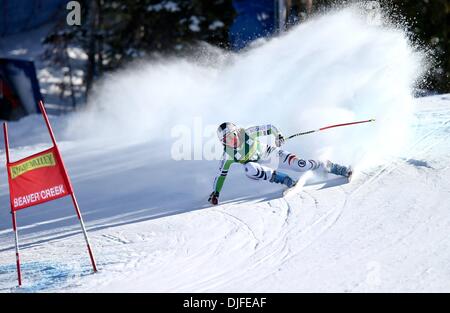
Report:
208,122,352,205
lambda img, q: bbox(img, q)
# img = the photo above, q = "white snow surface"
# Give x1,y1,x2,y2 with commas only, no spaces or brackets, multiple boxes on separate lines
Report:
0,7,449,292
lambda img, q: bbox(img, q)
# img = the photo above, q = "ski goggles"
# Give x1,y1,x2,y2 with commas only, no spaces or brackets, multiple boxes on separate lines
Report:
223,131,241,148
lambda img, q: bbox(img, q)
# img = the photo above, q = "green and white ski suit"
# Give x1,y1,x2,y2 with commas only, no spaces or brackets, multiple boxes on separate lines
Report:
212,124,325,195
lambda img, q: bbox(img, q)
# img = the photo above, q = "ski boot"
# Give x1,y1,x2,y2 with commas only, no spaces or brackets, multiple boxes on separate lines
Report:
270,171,296,188
325,161,352,180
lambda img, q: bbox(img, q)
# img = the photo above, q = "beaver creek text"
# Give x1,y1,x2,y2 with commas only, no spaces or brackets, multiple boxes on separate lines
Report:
13,185,65,207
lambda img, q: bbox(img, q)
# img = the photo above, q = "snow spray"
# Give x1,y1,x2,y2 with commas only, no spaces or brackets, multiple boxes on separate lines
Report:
65,5,426,169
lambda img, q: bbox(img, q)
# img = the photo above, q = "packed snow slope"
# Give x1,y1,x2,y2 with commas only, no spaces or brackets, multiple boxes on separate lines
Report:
0,7,449,292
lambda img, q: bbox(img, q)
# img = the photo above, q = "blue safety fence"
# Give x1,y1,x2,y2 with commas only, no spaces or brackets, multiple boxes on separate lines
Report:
0,58,42,120
230,0,276,50
0,0,67,36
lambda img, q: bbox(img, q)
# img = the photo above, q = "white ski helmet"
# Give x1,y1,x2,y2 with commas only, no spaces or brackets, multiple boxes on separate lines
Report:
217,122,239,146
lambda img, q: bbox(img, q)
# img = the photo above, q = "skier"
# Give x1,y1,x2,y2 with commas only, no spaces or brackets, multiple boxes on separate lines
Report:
208,122,352,205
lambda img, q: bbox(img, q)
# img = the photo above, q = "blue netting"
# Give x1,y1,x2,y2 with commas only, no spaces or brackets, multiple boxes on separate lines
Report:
230,0,276,50
0,0,67,36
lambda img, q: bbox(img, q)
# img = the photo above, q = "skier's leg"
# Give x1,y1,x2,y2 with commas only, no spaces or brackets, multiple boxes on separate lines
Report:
275,149,325,172
244,162,273,181
271,149,351,177
261,147,351,179
273,149,351,177
244,162,295,187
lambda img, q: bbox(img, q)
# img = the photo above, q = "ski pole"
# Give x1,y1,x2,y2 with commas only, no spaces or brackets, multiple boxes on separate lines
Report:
286,119,375,140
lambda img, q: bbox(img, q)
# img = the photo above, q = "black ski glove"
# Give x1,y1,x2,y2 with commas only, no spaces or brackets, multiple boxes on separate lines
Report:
275,134,286,147
208,191,219,205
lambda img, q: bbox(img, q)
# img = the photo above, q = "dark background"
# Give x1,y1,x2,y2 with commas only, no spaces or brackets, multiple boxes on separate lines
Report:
1,0,449,98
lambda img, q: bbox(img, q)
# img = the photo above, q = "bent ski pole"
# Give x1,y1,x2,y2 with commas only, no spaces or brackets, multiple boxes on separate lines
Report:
287,119,375,140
